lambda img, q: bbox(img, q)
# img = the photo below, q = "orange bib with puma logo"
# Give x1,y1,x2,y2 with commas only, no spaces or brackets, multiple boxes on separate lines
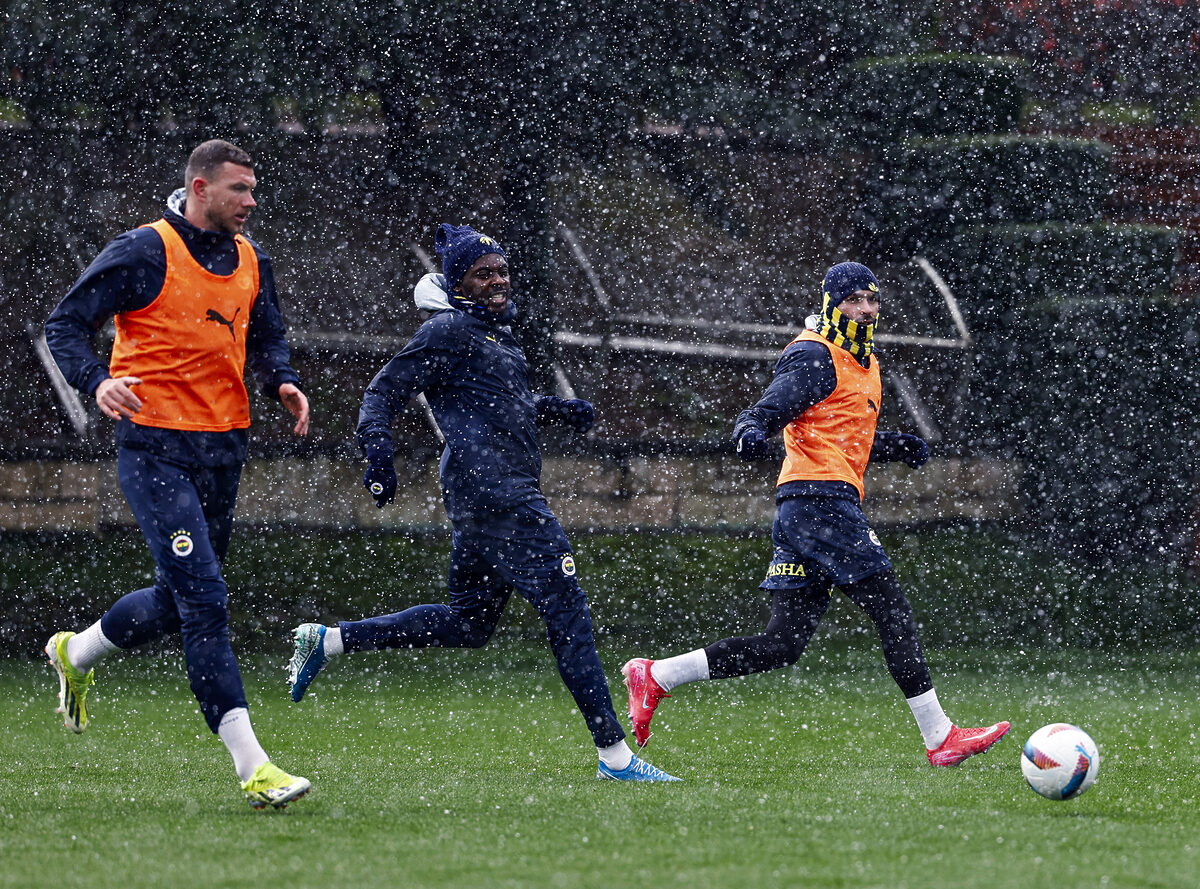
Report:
777,330,881,500
109,219,259,431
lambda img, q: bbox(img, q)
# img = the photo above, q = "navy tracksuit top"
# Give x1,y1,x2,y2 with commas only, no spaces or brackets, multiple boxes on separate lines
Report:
357,307,545,522
44,197,300,467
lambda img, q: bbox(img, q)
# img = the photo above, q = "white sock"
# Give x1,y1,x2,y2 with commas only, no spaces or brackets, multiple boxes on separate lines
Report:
66,620,120,673
598,739,634,771
323,626,344,657
908,688,953,750
650,649,709,692
217,708,270,782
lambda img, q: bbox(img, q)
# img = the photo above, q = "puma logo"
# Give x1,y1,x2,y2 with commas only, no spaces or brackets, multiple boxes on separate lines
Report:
205,307,240,339
867,398,878,413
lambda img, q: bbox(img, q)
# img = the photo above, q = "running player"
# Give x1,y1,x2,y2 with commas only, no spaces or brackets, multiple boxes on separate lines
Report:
622,261,1010,766
287,223,679,783
43,139,312,809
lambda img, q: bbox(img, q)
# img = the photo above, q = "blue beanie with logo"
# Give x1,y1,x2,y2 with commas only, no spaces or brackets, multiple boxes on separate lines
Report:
435,223,507,292
822,261,879,308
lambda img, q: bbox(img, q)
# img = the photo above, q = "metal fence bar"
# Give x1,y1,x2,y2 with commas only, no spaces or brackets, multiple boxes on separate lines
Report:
31,326,89,440
912,256,972,346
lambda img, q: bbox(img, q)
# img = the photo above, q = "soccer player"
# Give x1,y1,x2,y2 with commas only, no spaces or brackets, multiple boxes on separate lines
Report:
287,223,679,783
43,139,312,809
622,261,1011,766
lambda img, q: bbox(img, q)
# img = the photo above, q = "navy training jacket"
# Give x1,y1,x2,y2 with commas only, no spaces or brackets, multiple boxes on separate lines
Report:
44,192,300,467
356,307,546,522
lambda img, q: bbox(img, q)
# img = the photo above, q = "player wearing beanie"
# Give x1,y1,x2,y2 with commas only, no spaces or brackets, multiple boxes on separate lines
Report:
623,261,1010,766
287,223,679,783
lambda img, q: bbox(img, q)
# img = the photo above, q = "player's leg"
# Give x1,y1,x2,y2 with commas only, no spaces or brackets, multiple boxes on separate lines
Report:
45,584,171,734
288,531,512,700
840,568,932,698
704,585,832,678
122,458,248,734
123,455,308,803
841,568,1010,765
201,462,309,805
43,450,186,732
494,506,678,781
623,504,831,747
623,585,831,747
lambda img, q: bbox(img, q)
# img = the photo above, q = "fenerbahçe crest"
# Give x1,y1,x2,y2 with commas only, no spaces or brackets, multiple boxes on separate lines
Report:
561,554,576,576
170,530,194,558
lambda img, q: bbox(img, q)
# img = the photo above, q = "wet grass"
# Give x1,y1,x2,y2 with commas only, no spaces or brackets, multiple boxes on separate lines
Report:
5,525,1200,651
2,642,1198,889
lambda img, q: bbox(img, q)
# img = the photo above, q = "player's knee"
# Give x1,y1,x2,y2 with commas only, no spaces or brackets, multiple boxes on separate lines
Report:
457,620,496,648
764,632,807,668
444,603,503,648
178,593,230,638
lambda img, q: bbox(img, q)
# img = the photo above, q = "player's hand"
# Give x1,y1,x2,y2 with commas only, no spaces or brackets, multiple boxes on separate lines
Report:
94,376,143,420
872,431,930,468
363,462,397,508
537,396,595,433
559,398,594,432
735,427,770,461
892,433,930,468
279,383,310,436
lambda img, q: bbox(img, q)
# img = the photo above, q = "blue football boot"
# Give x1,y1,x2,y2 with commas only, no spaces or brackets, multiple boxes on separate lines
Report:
287,623,328,702
597,754,681,782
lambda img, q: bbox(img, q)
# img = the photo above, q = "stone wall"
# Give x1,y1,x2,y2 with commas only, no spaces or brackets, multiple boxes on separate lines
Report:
1,455,1023,533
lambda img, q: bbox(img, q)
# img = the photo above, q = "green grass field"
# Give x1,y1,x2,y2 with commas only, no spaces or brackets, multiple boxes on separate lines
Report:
3,640,1198,889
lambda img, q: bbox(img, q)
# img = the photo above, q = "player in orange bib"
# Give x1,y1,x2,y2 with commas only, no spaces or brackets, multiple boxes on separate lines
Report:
43,140,312,808
622,262,1010,766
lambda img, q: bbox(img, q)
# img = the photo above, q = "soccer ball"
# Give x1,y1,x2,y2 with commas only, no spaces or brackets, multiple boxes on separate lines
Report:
1020,723,1100,800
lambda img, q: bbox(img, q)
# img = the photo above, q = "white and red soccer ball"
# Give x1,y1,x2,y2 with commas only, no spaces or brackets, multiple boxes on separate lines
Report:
1020,723,1100,800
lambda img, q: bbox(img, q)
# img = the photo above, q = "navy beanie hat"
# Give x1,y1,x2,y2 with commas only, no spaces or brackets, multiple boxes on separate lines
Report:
435,223,507,291
822,261,879,309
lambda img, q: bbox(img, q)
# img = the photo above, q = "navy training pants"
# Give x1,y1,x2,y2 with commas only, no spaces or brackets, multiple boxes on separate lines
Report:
340,501,626,748
99,448,248,732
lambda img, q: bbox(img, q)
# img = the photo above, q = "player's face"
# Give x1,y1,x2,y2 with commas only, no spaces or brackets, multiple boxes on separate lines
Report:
192,162,257,234
839,288,880,324
456,253,511,314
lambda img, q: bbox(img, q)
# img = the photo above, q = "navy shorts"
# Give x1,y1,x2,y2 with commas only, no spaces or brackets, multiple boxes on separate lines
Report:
760,494,892,591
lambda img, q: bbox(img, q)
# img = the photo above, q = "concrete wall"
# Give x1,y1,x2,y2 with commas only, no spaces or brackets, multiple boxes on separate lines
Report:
0,455,1023,533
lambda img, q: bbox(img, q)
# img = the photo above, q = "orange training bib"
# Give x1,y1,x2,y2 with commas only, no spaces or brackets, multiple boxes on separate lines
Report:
777,330,882,499
109,219,259,432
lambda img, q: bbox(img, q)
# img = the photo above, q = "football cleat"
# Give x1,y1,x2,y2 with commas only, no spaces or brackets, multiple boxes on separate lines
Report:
597,754,682,783
45,631,95,733
241,762,311,810
927,721,1012,766
621,657,670,748
287,623,328,702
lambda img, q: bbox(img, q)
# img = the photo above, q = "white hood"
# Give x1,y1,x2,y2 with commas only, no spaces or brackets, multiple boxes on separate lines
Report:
167,187,187,216
414,272,451,311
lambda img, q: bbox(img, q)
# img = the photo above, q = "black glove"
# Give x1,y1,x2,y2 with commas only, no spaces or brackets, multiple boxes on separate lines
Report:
536,396,595,433
735,427,770,461
871,431,930,468
362,441,397,508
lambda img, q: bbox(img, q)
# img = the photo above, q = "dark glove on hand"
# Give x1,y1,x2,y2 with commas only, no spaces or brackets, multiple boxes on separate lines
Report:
362,441,397,508
536,396,595,433
735,427,771,461
872,432,930,468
